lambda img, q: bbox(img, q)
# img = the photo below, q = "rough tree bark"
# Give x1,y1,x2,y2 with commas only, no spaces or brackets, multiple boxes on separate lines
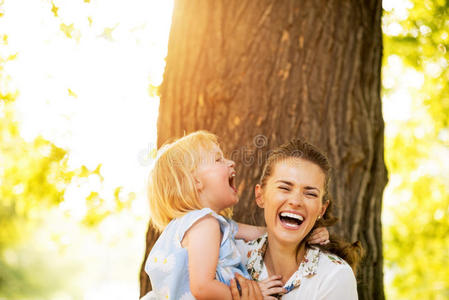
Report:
140,1,387,299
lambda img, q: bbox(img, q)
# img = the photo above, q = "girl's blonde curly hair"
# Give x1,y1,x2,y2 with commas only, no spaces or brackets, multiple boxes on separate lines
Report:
148,130,233,231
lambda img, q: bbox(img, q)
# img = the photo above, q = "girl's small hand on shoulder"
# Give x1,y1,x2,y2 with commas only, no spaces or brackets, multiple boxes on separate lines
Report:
230,273,263,300
308,227,330,245
257,275,286,300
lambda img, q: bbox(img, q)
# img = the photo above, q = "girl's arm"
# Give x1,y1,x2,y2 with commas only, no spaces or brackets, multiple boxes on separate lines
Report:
235,223,266,242
307,227,330,245
183,215,233,300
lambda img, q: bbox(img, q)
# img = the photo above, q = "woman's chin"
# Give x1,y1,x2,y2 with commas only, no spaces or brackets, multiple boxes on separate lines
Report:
271,226,308,247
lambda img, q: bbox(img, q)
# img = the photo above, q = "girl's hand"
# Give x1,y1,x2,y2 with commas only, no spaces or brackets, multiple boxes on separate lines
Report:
308,227,330,245
230,273,263,300
257,275,286,300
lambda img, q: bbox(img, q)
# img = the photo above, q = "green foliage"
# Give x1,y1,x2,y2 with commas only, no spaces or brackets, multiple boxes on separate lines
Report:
0,6,140,296
383,0,449,129
148,83,160,97
0,252,68,300
0,53,82,298
383,0,449,299
82,187,135,227
0,96,133,298
0,91,104,249
0,36,123,299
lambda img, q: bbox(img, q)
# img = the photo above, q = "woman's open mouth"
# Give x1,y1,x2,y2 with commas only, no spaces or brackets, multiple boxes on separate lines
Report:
279,212,304,229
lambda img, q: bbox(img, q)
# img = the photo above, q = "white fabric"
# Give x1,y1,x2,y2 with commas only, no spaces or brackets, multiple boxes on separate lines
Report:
144,208,250,300
236,236,358,300
139,291,156,300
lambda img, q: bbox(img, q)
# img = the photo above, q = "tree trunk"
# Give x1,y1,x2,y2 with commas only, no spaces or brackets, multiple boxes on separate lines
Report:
140,1,387,299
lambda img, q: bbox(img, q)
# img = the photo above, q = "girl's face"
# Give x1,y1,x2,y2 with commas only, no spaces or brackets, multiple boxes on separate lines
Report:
194,144,239,212
255,158,328,247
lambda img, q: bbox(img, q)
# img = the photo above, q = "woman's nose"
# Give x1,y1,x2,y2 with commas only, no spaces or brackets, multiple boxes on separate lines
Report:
288,192,304,207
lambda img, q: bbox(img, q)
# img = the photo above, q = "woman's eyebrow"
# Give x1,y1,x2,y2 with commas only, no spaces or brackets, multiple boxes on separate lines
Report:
304,186,320,192
275,180,294,186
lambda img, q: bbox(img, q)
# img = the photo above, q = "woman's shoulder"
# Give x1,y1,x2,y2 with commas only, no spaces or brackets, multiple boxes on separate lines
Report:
319,250,350,267
316,249,356,281
305,248,358,299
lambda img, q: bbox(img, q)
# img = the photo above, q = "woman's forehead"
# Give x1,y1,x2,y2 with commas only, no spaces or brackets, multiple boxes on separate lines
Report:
270,158,325,185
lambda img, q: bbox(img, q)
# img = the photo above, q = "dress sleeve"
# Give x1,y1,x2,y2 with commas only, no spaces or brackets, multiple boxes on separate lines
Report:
229,219,239,239
176,208,234,247
176,208,216,246
139,291,158,300
234,239,251,265
318,265,358,300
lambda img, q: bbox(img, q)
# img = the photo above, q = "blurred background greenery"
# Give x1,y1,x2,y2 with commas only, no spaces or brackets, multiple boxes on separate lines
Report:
382,0,449,299
0,0,172,299
0,0,448,299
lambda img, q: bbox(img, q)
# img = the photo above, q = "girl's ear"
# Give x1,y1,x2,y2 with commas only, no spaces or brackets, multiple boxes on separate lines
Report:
194,176,203,193
255,184,264,208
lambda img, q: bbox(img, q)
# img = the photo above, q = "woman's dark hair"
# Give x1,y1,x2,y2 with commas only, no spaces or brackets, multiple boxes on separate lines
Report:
259,138,364,274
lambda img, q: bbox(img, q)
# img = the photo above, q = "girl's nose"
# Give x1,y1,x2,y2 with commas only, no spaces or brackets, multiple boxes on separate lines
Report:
226,158,235,168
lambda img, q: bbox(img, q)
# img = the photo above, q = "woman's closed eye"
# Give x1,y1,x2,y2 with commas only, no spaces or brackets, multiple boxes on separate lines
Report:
278,186,291,191
305,192,318,197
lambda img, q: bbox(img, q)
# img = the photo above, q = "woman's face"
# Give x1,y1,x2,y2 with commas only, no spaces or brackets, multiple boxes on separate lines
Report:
255,157,328,247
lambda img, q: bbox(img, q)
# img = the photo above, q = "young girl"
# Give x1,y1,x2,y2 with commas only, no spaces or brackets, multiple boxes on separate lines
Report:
143,131,328,300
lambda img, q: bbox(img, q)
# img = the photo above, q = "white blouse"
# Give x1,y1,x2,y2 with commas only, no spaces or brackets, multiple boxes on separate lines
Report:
236,234,358,300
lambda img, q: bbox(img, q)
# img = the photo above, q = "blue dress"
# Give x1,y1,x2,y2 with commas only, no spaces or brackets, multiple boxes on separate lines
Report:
144,208,251,300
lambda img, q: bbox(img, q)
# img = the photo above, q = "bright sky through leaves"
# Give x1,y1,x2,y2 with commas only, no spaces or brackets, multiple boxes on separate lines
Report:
2,0,173,191
1,0,174,299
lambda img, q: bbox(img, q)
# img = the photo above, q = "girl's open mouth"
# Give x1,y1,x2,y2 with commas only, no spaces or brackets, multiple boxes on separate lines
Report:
229,173,237,193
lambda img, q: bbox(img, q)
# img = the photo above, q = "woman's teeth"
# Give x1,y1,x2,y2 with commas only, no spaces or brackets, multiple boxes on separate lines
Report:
280,212,304,221
279,212,304,227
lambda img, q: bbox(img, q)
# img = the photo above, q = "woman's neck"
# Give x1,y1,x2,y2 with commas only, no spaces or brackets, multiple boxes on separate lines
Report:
264,235,307,284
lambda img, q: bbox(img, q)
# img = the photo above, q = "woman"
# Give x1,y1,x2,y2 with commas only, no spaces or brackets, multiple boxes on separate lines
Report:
236,138,363,299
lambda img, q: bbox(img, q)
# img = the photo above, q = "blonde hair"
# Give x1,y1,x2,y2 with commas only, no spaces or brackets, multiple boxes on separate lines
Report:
148,130,233,231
